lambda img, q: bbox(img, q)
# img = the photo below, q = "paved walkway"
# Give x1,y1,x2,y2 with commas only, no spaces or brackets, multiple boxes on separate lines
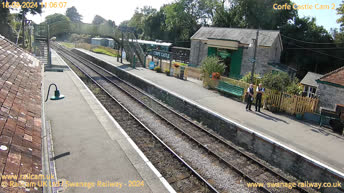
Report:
77,48,344,174
43,50,172,193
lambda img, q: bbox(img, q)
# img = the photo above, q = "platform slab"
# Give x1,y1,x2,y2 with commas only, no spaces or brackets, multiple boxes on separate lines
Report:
43,50,173,193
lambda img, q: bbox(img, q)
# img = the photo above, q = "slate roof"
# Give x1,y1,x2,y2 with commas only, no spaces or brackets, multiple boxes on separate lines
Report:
191,27,281,47
300,72,323,87
0,35,42,192
319,66,344,87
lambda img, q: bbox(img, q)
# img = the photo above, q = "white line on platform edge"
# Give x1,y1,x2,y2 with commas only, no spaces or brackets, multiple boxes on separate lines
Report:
54,50,176,193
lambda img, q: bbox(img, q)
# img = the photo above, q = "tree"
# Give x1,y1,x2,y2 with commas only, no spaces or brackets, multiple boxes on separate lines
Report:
279,16,336,77
162,0,199,43
92,15,107,25
212,0,296,29
335,1,344,42
0,0,42,41
45,13,71,38
143,10,166,40
66,6,82,23
128,6,157,38
337,1,344,28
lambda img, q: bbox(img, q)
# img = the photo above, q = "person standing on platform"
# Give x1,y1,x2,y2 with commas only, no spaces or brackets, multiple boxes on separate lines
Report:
246,84,254,111
255,83,264,112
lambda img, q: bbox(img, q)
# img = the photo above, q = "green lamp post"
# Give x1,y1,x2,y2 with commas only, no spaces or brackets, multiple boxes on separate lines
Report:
45,83,65,102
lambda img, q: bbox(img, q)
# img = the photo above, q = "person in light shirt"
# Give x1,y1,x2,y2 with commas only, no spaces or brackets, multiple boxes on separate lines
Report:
246,84,254,111
255,83,264,112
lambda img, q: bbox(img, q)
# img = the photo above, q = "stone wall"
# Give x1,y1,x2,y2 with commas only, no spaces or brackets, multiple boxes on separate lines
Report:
240,38,282,76
73,49,344,193
317,83,344,110
189,40,208,66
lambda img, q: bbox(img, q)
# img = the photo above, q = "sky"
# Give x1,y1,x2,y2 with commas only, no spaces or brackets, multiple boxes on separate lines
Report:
25,0,342,32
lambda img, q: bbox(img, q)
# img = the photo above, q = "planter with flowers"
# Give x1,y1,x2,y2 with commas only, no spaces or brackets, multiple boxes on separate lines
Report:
200,57,225,89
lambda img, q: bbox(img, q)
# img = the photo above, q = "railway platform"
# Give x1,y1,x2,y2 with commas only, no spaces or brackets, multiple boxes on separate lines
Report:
76,48,344,174
43,50,173,193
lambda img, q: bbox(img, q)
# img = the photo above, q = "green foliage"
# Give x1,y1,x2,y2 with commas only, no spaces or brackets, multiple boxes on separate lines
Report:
92,15,107,25
286,79,303,96
60,42,75,48
66,6,82,23
240,72,260,84
69,33,91,43
337,1,344,28
45,14,71,37
200,56,225,77
280,16,335,77
91,47,118,57
154,66,162,73
261,71,294,91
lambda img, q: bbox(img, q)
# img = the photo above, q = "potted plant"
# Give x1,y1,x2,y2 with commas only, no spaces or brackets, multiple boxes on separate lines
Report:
296,113,303,120
165,69,170,76
154,66,162,73
268,104,279,113
200,57,225,89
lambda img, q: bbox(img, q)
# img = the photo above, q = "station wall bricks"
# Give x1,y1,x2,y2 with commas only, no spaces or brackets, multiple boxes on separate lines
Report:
73,49,344,193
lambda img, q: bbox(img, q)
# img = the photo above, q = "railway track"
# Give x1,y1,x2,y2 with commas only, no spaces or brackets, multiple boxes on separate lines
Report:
53,44,318,193
53,45,218,193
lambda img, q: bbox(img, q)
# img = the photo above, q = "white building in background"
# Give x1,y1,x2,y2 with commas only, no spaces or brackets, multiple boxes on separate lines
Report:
300,72,323,98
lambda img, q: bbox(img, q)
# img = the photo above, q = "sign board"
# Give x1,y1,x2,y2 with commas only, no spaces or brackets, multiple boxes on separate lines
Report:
149,50,171,60
218,51,231,58
149,61,155,70
207,39,238,50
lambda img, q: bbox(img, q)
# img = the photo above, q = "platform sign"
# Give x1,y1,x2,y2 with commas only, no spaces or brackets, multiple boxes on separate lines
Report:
149,61,155,69
149,50,171,60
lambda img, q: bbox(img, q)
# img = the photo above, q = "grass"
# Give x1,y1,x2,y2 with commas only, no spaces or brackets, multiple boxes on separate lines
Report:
59,42,75,48
91,46,119,57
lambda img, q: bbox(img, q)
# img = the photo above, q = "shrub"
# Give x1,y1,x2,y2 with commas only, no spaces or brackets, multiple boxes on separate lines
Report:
154,66,162,73
261,71,292,91
286,78,303,95
241,72,260,84
200,56,225,78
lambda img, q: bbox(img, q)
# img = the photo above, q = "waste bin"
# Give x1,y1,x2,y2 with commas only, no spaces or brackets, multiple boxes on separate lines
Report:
179,66,185,80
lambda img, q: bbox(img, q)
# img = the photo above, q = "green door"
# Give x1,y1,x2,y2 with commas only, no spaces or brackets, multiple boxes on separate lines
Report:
208,47,217,57
229,48,243,79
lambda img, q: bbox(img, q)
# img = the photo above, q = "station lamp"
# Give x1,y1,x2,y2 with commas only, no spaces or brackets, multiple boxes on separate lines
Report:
45,83,65,102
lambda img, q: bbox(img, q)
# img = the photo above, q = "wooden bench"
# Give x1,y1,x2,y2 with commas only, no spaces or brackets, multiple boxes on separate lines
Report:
216,81,244,97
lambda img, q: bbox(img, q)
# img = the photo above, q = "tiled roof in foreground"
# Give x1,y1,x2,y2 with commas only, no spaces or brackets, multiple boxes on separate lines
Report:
0,35,42,193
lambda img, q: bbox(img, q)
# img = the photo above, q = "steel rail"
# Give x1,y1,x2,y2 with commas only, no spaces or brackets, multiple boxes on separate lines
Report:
54,45,220,193
55,45,274,193
56,44,315,193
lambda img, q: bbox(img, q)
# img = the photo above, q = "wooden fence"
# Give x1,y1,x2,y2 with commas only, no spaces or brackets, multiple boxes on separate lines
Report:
266,92,319,114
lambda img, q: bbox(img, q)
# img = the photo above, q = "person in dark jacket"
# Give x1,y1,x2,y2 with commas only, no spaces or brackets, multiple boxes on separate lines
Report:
246,84,254,111
255,83,264,112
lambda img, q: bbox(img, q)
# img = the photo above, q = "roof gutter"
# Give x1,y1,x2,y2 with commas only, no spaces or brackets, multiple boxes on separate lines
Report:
316,79,344,89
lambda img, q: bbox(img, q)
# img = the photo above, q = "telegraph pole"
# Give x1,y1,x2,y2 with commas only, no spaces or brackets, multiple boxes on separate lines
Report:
21,12,25,48
250,29,259,83
121,32,124,63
